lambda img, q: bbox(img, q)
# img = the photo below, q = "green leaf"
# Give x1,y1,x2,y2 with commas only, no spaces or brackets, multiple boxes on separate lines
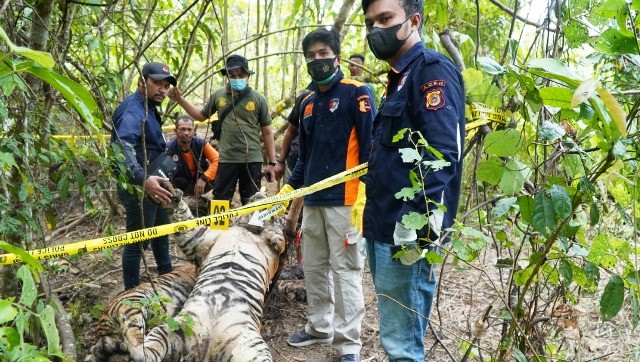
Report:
39,305,61,355
594,28,639,55
477,56,506,75
17,266,37,308
550,185,572,219
564,19,589,47
22,63,102,128
631,291,640,329
533,191,556,236
491,197,517,219
499,159,530,196
595,0,626,18
399,148,421,163
559,259,573,286
539,87,574,108
0,326,20,348
395,185,420,201
600,275,624,321
484,129,523,157
588,234,617,268
461,68,501,107
167,317,180,331
585,262,601,286
517,195,535,225
0,28,55,69
0,299,18,324
512,347,527,362
401,212,428,230
0,240,43,271
527,58,582,88
0,151,18,168
514,265,536,285
596,87,627,137
392,128,409,143
424,250,443,264
477,156,504,185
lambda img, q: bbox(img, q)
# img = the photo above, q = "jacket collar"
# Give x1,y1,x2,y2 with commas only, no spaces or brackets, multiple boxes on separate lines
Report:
390,42,425,74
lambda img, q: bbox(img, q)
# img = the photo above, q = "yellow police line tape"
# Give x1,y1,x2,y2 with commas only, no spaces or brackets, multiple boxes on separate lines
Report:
465,102,507,132
51,119,216,140
0,163,368,266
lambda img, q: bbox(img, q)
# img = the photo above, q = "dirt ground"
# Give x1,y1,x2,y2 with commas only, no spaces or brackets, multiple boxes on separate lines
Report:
45,180,640,362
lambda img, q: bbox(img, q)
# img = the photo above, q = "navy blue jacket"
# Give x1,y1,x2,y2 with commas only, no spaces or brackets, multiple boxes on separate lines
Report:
363,43,465,244
110,90,167,185
288,69,375,206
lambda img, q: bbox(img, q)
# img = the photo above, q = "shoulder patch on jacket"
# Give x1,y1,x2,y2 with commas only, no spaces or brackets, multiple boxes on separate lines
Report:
357,95,372,113
340,78,365,87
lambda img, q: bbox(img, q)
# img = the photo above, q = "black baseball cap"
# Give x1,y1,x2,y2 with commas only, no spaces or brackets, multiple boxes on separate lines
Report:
219,54,255,75
141,62,177,86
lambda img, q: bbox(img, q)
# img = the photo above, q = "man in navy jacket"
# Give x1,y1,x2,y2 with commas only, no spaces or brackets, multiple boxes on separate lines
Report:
110,62,177,290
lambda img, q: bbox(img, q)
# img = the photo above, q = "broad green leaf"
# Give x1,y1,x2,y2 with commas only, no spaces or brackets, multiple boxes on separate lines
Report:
564,19,589,47
0,240,43,272
596,87,627,137
461,68,501,107
533,192,556,236
588,234,617,268
539,87,574,108
0,27,55,69
402,212,428,231
0,151,18,168
588,202,600,226
562,153,585,179
395,186,419,201
23,64,103,128
512,347,527,362
517,196,535,225
17,266,37,308
594,28,639,55
491,197,517,219
0,326,20,348
0,299,18,324
600,275,624,321
484,129,522,157
399,148,421,163
424,250,442,264
559,259,573,286
477,157,504,185
499,159,530,196
631,291,640,329
477,56,506,75
392,128,409,143
571,78,599,108
550,185,572,219
585,262,601,286
595,0,626,18
39,305,61,355
514,265,537,285
527,58,581,88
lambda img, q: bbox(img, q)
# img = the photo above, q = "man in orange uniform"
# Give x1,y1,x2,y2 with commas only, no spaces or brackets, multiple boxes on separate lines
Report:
167,115,219,199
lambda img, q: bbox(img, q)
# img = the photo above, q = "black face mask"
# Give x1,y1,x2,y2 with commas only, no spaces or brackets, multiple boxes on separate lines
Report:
367,17,413,60
306,56,338,84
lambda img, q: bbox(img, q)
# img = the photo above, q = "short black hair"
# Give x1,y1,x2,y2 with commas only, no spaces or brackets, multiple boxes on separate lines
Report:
302,28,341,56
175,115,194,126
349,54,365,62
362,0,424,21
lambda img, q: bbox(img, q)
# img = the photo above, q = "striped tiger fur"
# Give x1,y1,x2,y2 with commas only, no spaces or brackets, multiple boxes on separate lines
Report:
94,189,285,361
86,265,197,362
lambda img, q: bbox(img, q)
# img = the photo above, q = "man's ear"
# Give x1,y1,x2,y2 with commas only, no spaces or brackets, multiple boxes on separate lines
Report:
138,76,144,87
335,54,342,66
410,13,422,31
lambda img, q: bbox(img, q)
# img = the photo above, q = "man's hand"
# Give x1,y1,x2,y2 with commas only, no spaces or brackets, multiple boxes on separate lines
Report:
145,176,173,204
167,87,182,101
195,178,206,198
274,162,286,181
264,164,276,182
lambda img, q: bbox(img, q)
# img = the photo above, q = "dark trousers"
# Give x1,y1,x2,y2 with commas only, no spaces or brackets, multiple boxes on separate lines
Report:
213,162,262,205
117,188,173,290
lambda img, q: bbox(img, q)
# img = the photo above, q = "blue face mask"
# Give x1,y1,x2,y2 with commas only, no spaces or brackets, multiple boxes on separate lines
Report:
229,78,248,91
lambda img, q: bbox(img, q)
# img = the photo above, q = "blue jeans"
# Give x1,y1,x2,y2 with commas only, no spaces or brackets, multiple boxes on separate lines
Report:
118,188,173,290
367,239,437,362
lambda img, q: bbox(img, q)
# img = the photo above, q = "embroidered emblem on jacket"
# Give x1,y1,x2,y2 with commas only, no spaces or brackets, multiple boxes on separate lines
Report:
303,103,314,119
218,98,227,108
245,101,256,111
425,89,445,110
357,95,371,113
329,98,340,113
